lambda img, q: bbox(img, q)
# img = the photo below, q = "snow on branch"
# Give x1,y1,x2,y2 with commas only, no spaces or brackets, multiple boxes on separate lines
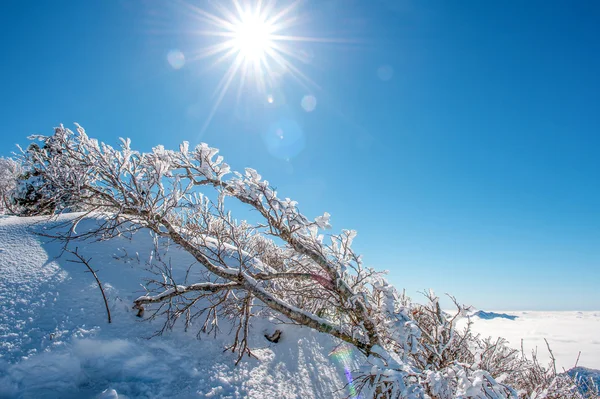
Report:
134,282,242,305
26,124,590,399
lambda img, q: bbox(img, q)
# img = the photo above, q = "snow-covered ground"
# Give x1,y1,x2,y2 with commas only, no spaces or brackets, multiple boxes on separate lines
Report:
0,214,598,398
459,310,600,371
0,215,360,399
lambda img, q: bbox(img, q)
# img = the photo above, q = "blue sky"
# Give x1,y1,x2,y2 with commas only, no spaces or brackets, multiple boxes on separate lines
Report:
1,0,598,310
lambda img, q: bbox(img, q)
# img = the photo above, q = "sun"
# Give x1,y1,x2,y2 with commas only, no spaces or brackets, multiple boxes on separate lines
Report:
183,0,326,133
190,0,311,89
232,13,274,61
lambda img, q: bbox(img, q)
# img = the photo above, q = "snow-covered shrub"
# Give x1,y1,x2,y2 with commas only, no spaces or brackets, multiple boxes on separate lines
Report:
14,134,93,216
408,291,474,371
0,146,60,216
0,157,22,215
27,124,590,399
10,142,58,216
12,172,54,216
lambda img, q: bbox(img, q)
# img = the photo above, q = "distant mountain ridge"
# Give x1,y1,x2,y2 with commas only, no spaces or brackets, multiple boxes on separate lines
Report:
470,310,518,320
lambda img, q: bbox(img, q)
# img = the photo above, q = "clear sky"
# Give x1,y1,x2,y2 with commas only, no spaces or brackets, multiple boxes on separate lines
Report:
1,0,598,310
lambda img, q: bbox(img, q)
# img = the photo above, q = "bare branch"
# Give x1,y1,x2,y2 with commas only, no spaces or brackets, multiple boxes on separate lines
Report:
65,247,112,324
134,282,242,305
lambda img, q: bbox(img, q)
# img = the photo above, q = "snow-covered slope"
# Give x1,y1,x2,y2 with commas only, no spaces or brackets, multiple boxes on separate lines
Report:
2,215,599,398
0,215,360,399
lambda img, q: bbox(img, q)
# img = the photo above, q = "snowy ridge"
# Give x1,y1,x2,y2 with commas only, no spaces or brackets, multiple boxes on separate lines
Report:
0,215,360,399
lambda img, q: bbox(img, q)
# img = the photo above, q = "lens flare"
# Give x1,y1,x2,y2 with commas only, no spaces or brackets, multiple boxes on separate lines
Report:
262,118,305,160
377,64,394,81
330,345,358,398
167,49,186,69
301,94,317,112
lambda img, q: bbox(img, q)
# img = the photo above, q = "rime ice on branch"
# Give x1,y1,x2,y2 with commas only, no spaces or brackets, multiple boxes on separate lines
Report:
27,125,592,399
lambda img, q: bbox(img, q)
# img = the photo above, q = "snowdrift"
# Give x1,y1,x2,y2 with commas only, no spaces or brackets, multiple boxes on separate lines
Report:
0,215,360,399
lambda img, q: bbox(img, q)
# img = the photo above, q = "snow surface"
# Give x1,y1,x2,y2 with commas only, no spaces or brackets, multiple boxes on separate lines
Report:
458,310,600,371
1,214,598,398
0,215,361,399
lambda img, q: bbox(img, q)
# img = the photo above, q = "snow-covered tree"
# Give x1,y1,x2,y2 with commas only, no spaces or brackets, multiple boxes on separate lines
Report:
13,134,91,216
10,142,58,216
26,124,593,399
0,157,22,215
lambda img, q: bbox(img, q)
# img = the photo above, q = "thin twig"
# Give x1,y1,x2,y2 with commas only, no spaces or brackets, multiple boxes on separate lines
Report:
66,247,112,323
544,338,557,376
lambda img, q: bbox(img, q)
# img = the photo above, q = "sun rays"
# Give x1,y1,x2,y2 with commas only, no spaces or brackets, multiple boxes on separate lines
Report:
183,0,323,133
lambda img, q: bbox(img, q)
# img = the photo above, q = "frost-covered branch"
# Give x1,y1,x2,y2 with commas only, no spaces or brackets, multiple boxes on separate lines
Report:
28,125,382,351
28,124,589,399
134,282,242,305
